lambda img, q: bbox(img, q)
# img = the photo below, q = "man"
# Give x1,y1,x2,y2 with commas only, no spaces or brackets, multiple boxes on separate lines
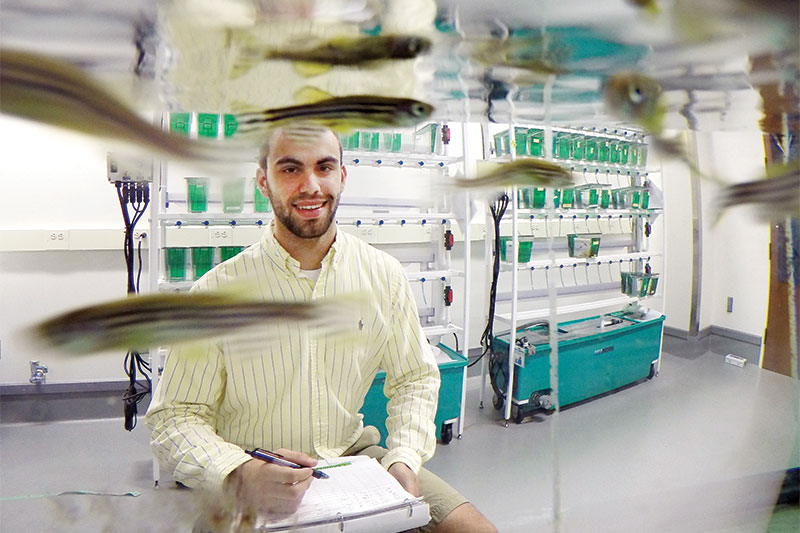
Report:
145,125,496,532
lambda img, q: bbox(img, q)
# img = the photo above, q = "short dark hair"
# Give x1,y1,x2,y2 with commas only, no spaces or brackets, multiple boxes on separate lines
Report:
257,125,343,170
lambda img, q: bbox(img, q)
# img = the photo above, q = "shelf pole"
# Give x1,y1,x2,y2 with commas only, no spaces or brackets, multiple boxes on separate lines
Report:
504,122,519,424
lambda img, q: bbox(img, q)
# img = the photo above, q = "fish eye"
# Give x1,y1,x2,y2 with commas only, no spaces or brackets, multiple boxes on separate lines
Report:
412,103,428,116
629,85,644,104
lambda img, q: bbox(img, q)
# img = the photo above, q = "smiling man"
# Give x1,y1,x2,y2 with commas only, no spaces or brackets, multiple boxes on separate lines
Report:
145,125,496,532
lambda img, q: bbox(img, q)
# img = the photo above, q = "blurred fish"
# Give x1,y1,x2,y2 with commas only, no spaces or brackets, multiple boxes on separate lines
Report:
603,71,667,134
469,36,571,76
671,0,799,44
32,290,362,355
232,89,434,135
0,48,240,163
231,34,432,78
714,163,800,223
627,0,660,16
451,159,574,190
603,71,721,181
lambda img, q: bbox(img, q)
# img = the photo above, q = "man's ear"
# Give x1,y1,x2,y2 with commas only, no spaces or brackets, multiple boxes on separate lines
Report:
340,164,347,188
256,167,270,196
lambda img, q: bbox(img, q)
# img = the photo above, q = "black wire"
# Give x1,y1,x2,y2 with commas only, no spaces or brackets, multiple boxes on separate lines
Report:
118,182,152,431
117,183,135,294
123,349,152,431
452,332,459,352
133,184,150,294
468,193,508,370
136,238,144,293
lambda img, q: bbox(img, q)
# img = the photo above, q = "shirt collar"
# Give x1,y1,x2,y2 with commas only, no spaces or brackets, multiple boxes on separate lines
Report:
261,220,345,275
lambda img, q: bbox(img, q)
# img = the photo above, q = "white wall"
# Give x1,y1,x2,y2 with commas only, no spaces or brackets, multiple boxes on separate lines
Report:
0,117,144,384
704,131,770,337
660,153,694,333
660,128,769,339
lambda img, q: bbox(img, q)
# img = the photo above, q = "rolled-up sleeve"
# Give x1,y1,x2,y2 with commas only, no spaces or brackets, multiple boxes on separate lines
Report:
144,340,249,493
379,272,440,474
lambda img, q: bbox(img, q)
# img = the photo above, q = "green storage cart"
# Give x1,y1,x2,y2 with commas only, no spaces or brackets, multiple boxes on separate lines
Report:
359,343,467,445
490,310,664,423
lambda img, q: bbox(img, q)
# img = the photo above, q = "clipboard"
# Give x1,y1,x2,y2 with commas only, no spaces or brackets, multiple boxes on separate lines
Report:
255,456,431,532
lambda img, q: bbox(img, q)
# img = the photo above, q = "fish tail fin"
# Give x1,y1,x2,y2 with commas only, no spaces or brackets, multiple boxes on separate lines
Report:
229,46,269,79
293,61,332,77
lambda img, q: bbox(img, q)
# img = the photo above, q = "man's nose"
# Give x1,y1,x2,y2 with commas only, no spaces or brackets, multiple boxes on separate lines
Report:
298,170,323,194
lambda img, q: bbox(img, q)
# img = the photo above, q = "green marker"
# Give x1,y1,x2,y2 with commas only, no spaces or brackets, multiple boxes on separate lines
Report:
315,461,353,470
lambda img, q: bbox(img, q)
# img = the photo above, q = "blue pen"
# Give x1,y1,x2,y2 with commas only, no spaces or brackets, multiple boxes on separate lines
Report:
245,448,329,479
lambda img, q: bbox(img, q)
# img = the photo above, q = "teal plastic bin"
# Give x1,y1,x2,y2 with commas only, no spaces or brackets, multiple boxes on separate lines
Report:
359,343,467,445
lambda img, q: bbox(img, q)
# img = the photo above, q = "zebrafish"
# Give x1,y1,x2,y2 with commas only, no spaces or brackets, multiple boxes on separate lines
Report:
603,71,667,134
604,71,723,183
231,91,434,136
231,34,432,78
32,290,362,355
714,164,800,223
627,0,660,15
469,36,571,76
0,48,240,163
451,159,574,190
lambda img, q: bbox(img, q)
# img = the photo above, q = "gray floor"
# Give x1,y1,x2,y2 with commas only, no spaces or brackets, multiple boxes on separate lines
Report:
1,341,798,532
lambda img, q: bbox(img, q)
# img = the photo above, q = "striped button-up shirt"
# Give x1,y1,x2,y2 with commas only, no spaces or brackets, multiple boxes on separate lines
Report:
145,224,440,493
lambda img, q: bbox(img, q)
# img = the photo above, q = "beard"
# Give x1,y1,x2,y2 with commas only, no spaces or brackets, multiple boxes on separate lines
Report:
268,191,341,239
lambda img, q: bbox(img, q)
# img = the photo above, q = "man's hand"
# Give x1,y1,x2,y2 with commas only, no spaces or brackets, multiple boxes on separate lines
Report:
225,449,318,518
388,462,420,497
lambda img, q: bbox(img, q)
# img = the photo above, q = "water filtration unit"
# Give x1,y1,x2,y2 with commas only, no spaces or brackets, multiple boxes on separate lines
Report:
490,308,665,423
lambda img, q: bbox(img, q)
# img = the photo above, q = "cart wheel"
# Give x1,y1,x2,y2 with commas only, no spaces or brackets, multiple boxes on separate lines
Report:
492,394,504,410
647,362,657,380
511,404,524,424
440,423,453,445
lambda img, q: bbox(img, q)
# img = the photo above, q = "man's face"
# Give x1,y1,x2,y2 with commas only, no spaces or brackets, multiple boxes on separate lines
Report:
257,129,346,240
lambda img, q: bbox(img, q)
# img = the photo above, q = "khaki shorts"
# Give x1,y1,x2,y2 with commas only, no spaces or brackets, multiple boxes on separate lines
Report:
342,426,468,532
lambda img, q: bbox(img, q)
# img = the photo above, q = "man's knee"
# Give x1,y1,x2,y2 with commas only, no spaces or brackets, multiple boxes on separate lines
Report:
433,502,497,533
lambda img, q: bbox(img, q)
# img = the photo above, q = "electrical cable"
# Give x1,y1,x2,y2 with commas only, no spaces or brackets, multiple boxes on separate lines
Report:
136,238,144,293
469,192,508,371
116,181,151,431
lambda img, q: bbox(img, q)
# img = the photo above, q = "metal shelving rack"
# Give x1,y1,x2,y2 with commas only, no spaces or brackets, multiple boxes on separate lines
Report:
477,121,665,425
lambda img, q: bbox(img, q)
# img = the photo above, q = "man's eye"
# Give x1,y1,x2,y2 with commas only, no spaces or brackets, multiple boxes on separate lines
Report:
282,167,298,174
319,165,334,172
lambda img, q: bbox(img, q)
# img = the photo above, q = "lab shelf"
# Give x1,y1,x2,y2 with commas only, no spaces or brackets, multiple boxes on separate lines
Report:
158,214,270,226
422,323,463,337
406,269,464,282
343,150,463,169
157,280,193,292
501,251,664,272
336,212,457,224
479,120,666,424
490,155,657,177
158,271,464,291
494,295,644,323
517,208,662,217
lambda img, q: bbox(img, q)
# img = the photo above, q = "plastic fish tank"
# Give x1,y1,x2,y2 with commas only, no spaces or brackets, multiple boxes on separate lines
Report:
612,186,647,209
567,233,601,258
553,187,575,209
415,123,440,153
574,184,609,208
499,236,533,262
621,272,660,297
